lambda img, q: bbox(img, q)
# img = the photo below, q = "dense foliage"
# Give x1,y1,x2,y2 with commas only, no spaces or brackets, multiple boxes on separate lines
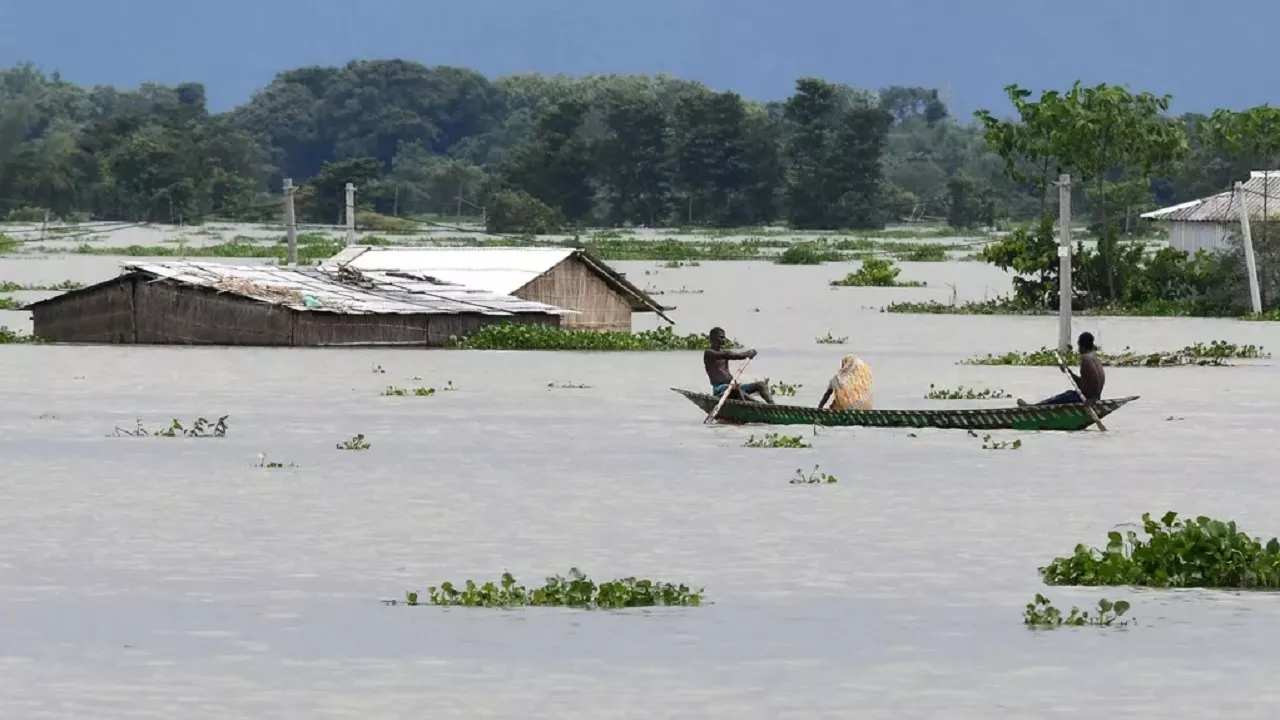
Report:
2,60,1248,234
1040,512,1280,589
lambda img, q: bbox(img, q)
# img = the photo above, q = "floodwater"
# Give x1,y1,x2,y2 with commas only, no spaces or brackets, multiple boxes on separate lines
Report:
3,252,1280,718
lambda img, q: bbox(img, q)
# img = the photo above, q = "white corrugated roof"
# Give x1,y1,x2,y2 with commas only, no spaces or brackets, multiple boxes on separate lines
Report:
118,261,572,316
1142,173,1280,223
323,246,575,295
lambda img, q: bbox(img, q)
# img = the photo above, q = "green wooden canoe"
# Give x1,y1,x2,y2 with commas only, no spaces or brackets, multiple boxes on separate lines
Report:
672,388,1139,431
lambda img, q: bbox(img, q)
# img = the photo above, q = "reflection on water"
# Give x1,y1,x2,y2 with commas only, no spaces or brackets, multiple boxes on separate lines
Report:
1,257,1279,718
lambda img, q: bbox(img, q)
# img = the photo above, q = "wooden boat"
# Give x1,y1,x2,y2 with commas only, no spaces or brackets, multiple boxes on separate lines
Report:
672,388,1139,431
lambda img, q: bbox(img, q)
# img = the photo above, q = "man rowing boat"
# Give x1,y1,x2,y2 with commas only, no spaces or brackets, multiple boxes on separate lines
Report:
1018,331,1105,406
704,327,774,403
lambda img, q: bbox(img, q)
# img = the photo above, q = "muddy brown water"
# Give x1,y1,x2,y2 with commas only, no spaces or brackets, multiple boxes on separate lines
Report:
2,254,1280,718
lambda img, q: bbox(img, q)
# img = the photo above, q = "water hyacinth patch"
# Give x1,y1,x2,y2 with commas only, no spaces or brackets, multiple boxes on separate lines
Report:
112,416,228,437
337,434,371,450
1023,594,1132,628
925,384,1012,400
791,465,837,484
1039,512,1280,589
961,341,1268,367
743,433,811,449
453,324,737,351
388,569,703,609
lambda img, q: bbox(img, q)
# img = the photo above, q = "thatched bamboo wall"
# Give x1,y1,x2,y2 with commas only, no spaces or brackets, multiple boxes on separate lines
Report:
30,276,136,343
516,257,632,331
29,273,560,346
134,280,295,345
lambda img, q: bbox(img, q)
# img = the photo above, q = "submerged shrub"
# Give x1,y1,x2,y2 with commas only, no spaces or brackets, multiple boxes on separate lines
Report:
1040,511,1280,589
830,257,924,287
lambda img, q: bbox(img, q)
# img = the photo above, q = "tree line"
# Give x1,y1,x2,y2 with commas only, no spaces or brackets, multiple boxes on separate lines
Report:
0,60,1273,234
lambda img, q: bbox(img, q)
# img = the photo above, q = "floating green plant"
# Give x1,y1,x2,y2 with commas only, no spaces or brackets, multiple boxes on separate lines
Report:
381,385,436,397
925,384,1012,400
815,331,848,344
961,341,1269,367
112,416,228,438
646,286,704,295
0,296,22,310
255,454,296,468
769,381,801,397
337,434,371,451
968,430,1021,450
775,243,842,265
790,465,837,484
1023,594,1132,628
743,433,811,449
659,260,701,268
1040,512,1280,589
453,324,736,351
388,568,703,609
548,382,592,389
371,364,386,374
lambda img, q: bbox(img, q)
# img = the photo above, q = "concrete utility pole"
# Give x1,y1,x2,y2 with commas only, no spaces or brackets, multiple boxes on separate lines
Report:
284,178,298,266
1235,181,1263,313
1058,174,1072,354
345,183,356,247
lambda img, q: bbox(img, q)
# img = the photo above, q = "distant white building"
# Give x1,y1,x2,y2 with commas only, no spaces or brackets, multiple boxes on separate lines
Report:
1141,170,1280,254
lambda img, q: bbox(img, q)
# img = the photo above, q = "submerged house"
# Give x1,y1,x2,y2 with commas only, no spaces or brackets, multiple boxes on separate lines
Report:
25,261,569,346
323,246,672,332
1141,171,1280,254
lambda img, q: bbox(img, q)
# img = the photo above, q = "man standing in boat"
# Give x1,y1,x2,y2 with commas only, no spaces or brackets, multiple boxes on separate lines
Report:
705,327,774,403
1018,331,1105,406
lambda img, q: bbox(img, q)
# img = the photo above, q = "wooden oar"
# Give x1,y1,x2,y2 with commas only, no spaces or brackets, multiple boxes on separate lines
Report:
1055,351,1107,432
704,357,752,425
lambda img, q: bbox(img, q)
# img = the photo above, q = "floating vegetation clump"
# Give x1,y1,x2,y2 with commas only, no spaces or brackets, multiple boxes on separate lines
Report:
112,416,228,438
381,385,436,397
659,260,701,268
926,384,1012,400
743,433,811,449
646,286,704,295
1040,512,1280,589
829,257,924,287
1023,594,1132,628
0,296,22,310
791,465,837,484
337,434,371,451
453,323,736,351
961,341,1269,367
255,454,296,468
548,382,592,389
815,331,848,344
371,364,386,374
389,569,703,609
980,433,1021,450
769,380,801,397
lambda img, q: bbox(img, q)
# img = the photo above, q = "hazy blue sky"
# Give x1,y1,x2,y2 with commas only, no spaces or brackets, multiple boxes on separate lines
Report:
3,0,1279,117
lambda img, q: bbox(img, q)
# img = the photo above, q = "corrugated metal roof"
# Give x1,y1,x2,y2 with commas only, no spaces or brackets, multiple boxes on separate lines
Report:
324,246,675,322
1142,174,1280,223
323,246,575,295
121,261,572,316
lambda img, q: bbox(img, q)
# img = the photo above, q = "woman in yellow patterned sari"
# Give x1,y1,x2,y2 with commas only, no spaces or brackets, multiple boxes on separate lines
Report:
818,354,873,410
